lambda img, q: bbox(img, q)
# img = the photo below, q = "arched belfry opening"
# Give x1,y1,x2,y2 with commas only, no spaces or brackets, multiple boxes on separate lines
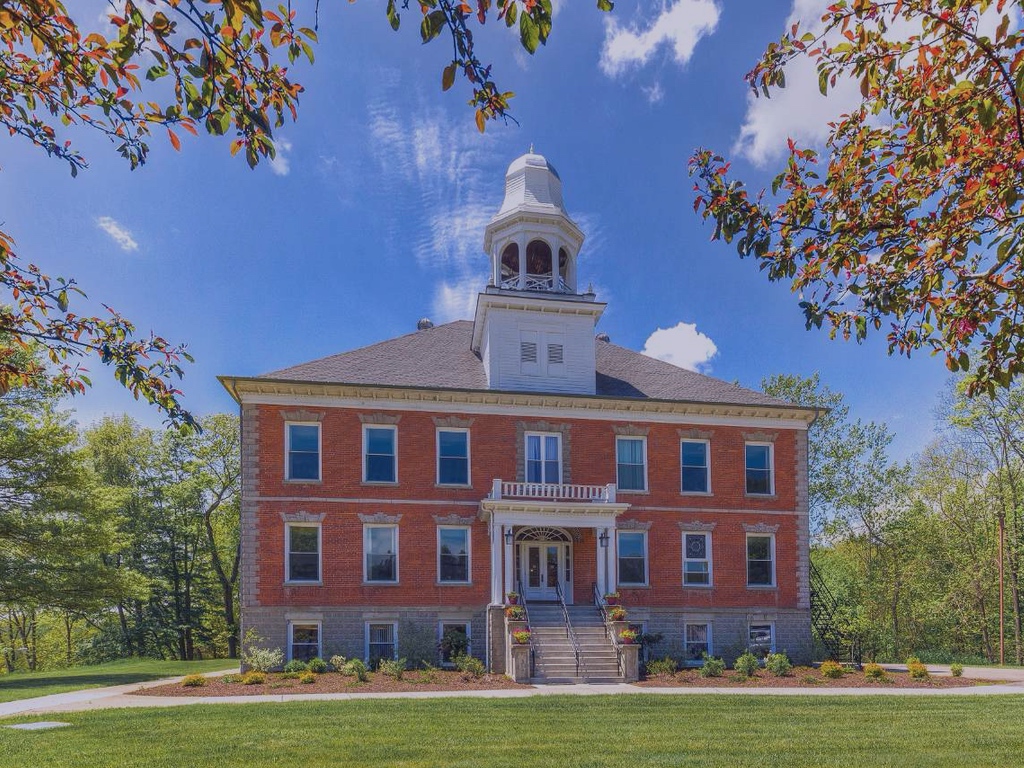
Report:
525,239,553,290
500,243,520,288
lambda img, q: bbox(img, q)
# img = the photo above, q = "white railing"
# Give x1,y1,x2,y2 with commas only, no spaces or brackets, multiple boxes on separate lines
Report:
500,274,573,293
491,479,617,503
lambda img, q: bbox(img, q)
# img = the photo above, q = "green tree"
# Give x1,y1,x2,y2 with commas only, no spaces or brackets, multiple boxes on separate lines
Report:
692,0,1024,396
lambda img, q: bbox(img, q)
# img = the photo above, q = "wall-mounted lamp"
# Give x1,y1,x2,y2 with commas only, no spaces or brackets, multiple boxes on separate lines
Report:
599,529,609,548
504,529,514,546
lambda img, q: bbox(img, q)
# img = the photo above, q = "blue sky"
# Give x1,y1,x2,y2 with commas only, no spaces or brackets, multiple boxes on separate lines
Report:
1,0,954,458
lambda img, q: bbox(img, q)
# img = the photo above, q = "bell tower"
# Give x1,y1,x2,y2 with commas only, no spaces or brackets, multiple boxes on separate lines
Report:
471,151,605,394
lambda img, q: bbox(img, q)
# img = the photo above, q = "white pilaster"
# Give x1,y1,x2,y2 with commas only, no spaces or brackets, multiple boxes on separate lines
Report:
490,521,503,605
608,529,618,592
596,529,607,596
503,526,515,597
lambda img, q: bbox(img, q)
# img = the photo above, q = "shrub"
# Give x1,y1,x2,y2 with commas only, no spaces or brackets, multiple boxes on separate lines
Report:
439,627,469,662
905,655,922,666
418,662,440,684
220,674,240,684
283,659,308,673
950,662,964,678
342,658,369,682
645,656,678,678
181,674,207,688
863,663,886,680
298,671,316,684
241,671,266,685
241,628,284,673
699,654,725,678
329,655,346,672
307,657,328,674
504,605,526,620
908,662,929,679
378,657,407,679
734,652,760,677
454,653,486,680
820,660,844,679
765,652,792,677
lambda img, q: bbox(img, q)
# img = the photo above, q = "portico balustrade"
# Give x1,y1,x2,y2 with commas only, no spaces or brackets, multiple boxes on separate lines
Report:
490,479,617,504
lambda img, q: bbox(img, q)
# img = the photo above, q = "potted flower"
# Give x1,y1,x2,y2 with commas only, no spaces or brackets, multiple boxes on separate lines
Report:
603,592,620,606
506,591,519,605
504,605,526,620
606,606,627,622
618,628,638,645
512,629,532,645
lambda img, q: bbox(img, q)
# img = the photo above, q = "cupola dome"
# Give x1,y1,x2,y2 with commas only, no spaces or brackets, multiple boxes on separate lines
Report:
495,151,567,219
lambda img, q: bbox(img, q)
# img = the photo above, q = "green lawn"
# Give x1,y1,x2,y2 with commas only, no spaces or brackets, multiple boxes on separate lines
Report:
0,659,236,704
3,695,1024,767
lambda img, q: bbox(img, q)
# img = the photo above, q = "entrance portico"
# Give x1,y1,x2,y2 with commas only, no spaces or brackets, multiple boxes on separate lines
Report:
480,480,629,606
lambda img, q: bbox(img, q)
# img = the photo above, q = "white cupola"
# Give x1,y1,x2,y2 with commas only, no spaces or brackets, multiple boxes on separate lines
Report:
483,151,586,295
472,151,605,395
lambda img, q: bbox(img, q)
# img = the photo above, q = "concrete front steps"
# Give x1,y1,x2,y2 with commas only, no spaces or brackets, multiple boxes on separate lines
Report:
526,604,624,684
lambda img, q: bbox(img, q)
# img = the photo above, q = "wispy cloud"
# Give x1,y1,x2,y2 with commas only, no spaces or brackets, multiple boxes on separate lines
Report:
96,216,139,252
600,0,720,77
432,275,484,323
641,320,718,372
269,137,292,176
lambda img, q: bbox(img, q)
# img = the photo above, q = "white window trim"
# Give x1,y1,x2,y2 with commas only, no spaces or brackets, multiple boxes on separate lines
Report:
284,421,322,482
364,621,398,664
746,533,777,588
744,441,775,496
748,621,776,655
615,436,648,493
680,438,712,495
362,424,398,484
435,428,472,487
681,530,713,588
287,620,322,662
683,621,713,666
363,523,400,584
437,620,472,667
436,525,472,584
284,522,322,585
524,431,562,484
616,530,649,587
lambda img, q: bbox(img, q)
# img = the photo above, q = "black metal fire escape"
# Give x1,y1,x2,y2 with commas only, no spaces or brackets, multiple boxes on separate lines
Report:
810,562,861,665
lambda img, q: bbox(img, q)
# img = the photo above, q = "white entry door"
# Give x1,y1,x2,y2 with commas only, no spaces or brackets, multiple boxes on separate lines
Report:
522,543,561,602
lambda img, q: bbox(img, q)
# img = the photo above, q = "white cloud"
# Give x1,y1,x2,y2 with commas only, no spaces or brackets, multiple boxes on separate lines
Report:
641,321,718,372
600,0,720,77
733,2,1015,167
95,216,139,252
642,82,665,104
268,137,292,176
432,275,484,323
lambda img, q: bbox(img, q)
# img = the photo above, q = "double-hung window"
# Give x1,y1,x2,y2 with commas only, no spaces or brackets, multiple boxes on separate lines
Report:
616,437,647,492
438,526,471,583
680,440,710,494
746,534,775,586
285,524,321,583
617,531,648,586
682,532,712,587
364,426,397,483
286,423,320,481
437,429,470,486
749,623,775,657
289,622,320,661
683,623,711,664
365,524,398,583
745,443,774,495
525,433,561,484
367,622,397,666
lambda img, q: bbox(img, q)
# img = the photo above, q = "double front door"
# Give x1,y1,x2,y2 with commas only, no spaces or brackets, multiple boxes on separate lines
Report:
520,542,571,602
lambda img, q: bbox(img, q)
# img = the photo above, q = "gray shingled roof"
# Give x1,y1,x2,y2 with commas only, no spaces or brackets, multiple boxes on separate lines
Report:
262,320,796,408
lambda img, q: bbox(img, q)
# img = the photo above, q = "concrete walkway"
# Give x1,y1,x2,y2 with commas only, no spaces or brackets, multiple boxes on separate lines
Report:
4,665,1024,719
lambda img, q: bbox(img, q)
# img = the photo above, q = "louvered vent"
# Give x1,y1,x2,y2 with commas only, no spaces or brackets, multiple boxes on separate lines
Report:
521,341,538,363
547,344,564,364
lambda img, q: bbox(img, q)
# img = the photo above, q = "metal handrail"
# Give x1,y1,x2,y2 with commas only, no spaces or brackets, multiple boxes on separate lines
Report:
555,580,583,678
593,582,624,677
515,576,535,678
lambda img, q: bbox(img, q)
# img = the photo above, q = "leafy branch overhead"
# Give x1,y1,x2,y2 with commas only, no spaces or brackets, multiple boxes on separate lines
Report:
690,0,1024,396
1,0,610,426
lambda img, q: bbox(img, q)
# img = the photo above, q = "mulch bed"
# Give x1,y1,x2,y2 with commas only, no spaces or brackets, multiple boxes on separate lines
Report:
635,666,991,688
137,670,530,697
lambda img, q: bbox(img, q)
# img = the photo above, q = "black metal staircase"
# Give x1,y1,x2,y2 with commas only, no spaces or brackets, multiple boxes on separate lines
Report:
810,562,861,665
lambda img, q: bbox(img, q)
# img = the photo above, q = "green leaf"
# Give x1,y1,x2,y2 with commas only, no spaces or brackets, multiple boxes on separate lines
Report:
520,13,540,54
597,0,614,10
386,0,400,31
421,10,446,43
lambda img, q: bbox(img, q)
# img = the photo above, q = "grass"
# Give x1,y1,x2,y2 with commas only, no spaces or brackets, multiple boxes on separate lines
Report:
0,659,236,704
3,695,1024,766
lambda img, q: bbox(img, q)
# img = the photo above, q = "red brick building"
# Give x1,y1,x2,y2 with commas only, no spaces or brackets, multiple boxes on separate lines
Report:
221,152,816,681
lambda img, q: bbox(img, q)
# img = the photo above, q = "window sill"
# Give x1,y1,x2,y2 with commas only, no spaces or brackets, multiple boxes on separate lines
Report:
284,580,323,587
680,491,713,497
746,584,778,590
682,583,713,589
284,479,322,485
617,584,650,589
436,581,473,587
745,493,777,500
617,489,649,496
363,581,401,587
435,483,473,490
361,481,399,487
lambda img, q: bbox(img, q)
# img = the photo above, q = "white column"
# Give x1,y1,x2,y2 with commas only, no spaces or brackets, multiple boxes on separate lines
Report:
608,528,618,592
490,520,503,605
503,525,515,598
596,528,607,596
